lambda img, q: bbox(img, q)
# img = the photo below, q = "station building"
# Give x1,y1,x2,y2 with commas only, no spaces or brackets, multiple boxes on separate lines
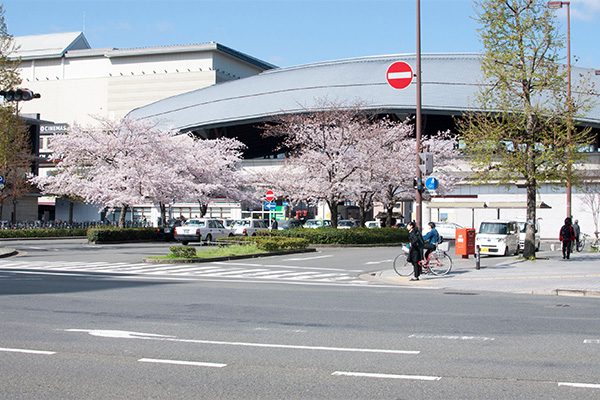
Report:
10,32,600,238
128,53,600,238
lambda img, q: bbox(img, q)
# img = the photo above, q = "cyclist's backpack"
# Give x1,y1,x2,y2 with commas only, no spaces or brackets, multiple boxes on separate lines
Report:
560,225,572,241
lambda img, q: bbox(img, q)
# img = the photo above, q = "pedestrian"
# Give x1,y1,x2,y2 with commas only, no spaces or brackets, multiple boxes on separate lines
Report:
407,221,425,280
270,217,278,231
573,219,580,247
422,222,440,260
559,217,575,260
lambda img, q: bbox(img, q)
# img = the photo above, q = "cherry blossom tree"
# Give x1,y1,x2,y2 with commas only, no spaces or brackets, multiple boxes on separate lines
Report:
263,102,414,228
30,117,249,226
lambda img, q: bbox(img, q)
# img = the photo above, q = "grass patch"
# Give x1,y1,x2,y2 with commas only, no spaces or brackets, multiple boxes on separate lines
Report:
150,243,267,260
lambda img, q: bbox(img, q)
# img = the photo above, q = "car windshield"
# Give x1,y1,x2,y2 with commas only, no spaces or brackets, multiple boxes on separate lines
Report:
305,220,320,227
479,222,508,234
339,221,353,227
233,220,250,227
518,222,526,233
186,220,205,227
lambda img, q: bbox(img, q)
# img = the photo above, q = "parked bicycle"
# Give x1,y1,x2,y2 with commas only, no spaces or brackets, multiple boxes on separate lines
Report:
393,240,453,277
576,233,600,252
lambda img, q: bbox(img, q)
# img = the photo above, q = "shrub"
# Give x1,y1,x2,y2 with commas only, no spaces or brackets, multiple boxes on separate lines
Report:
88,227,158,243
169,246,197,258
257,227,407,245
218,235,309,251
0,228,87,238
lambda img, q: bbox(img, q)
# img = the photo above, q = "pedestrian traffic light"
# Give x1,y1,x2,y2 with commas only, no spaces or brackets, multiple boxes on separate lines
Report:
0,89,41,102
413,177,424,193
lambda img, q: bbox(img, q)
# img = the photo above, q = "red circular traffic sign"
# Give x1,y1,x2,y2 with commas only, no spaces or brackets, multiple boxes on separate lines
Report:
265,190,275,202
386,61,414,89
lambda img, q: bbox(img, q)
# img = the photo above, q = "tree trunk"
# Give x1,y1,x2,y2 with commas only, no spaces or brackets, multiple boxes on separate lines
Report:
159,203,166,225
198,202,208,218
118,205,128,228
523,180,537,259
327,198,339,228
69,200,74,224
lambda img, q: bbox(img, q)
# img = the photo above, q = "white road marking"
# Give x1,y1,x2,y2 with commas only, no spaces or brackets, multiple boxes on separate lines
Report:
0,347,55,355
409,334,495,341
65,329,419,355
283,255,333,261
584,339,600,344
365,260,393,265
332,371,441,381
138,358,226,368
558,382,600,389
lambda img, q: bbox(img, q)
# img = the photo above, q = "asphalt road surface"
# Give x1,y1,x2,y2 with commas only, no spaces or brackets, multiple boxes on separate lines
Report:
1,239,599,399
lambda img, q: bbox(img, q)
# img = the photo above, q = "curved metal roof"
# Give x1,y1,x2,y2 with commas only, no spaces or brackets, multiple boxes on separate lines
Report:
127,53,600,131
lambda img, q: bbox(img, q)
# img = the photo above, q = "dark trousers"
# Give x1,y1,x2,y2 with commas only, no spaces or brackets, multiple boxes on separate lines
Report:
562,240,572,259
423,243,436,260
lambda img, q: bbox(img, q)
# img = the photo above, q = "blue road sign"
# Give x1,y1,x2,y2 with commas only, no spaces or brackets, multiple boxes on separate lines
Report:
425,176,439,190
0,175,4,184
264,202,277,210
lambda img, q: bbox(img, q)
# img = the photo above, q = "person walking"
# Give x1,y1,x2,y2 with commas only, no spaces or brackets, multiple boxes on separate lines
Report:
422,221,440,260
573,219,580,248
270,217,278,231
407,221,425,280
559,217,575,260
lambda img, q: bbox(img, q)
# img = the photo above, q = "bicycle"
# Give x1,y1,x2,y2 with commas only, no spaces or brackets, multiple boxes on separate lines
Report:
577,233,600,252
393,240,453,277
576,234,587,252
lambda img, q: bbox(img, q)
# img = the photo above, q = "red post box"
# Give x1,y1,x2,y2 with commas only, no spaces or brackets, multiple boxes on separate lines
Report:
455,228,476,259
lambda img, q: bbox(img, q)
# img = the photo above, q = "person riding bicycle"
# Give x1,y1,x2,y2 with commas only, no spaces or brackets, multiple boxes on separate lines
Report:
407,221,425,281
422,222,440,260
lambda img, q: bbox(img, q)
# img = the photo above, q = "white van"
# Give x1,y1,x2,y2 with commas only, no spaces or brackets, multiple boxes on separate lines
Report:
475,219,520,256
517,219,541,252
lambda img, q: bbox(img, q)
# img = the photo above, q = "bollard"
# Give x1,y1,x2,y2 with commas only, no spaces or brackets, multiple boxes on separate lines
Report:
475,245,481,270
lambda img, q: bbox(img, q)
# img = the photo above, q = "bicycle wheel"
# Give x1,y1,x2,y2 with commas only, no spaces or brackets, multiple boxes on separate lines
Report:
393,253,413,276
427,253,453,276
576,237,585,252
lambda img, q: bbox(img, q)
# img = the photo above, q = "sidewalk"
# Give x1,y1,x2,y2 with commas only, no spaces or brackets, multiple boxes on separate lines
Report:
373,249,600,297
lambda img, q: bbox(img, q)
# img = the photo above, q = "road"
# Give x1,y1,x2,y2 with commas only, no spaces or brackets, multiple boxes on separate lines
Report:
1,239,600,399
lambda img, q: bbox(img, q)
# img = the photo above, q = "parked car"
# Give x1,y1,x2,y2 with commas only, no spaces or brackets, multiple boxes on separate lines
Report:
338,219,360,229
231,219,269,236
517,219,541,251
475,219,520,256
277,219,303,230
430,221,464,240
216,219,235,229
174,218,234,245
365,221,381,229
156,219,183,241
304,219,332,229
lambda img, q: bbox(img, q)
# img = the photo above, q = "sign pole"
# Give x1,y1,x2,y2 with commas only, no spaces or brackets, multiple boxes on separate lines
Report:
415,0,423,230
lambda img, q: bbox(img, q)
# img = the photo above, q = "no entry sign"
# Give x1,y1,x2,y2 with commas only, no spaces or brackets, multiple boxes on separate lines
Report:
265,190,275,202
386,61,414,89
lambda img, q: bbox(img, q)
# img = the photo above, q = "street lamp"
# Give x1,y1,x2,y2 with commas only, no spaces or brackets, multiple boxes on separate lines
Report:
547,1,572,218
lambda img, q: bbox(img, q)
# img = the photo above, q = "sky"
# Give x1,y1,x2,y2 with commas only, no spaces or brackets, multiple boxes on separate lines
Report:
3,0,600,69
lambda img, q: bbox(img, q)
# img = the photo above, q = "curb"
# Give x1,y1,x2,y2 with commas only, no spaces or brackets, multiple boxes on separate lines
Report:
143,248,316,264
0,247,18,258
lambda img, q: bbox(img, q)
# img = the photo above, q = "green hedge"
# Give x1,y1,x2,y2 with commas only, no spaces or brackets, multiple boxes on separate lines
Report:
218,235,309,251
87,227,158,243
0,228,88,238
169,246,197,258
256,227,407,245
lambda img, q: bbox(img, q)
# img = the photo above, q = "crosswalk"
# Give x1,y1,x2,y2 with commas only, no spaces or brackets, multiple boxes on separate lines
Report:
0,259,369,285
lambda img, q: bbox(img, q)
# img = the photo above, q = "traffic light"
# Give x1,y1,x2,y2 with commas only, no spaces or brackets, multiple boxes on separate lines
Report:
0,89,41,102
413,177,424,193
418,152,433,175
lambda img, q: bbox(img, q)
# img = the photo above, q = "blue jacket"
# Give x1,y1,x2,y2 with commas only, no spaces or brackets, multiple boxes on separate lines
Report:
423,227,440,244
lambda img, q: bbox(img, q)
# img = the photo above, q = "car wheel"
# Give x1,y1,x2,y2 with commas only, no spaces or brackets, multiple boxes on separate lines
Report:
503,246,509,256
181,241,189,246
228,233,234,237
